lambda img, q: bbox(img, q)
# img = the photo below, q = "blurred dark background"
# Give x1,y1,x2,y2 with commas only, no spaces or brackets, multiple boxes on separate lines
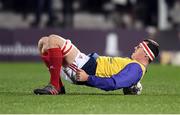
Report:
0,0,180,65
0,0,179,29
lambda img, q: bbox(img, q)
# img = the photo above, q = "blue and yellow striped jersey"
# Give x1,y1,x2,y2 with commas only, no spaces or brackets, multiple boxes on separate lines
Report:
82,54,147,91
95,56,146,78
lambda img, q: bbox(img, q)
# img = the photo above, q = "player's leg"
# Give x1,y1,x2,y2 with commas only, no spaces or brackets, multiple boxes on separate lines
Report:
46,35,64,92
34,35,65,95
34,34,80,95
38,36,50,68
48,34,80,65
44,35,89,85
47,34,81,85
49,35,92,85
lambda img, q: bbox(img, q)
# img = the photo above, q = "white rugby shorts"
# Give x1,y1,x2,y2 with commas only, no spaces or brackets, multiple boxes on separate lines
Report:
61,52,90,83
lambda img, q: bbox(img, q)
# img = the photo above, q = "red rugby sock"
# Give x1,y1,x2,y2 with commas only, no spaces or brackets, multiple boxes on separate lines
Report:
48,48,63,90
41,52,50,68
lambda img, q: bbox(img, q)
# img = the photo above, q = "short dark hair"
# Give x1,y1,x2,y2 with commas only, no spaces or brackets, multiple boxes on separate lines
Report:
143,39,159,63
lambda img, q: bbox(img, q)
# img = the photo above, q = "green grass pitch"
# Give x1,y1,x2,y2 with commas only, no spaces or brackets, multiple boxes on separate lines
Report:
0,62,180,114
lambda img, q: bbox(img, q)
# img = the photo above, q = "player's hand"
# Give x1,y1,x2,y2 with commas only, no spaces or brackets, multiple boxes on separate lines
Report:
76,69,89,82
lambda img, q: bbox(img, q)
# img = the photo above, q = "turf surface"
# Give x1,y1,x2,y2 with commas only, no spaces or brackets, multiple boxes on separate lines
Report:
0,62,180,113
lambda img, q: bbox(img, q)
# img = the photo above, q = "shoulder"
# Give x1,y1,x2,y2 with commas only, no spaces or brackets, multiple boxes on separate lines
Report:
125,63,143,73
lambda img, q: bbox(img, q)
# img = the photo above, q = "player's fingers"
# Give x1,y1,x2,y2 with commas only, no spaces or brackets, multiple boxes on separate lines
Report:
76,70,80,75
76,74,79,80
76,72,82,79
76,75,81,81
76,69,84,76
78,68,84,72
76,68,81,72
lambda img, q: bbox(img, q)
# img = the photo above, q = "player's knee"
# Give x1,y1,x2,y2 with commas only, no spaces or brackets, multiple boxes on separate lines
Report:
38,37,48,47
38,36,50,54
48,35,61,48
49,34,66,43
49,34,61,38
